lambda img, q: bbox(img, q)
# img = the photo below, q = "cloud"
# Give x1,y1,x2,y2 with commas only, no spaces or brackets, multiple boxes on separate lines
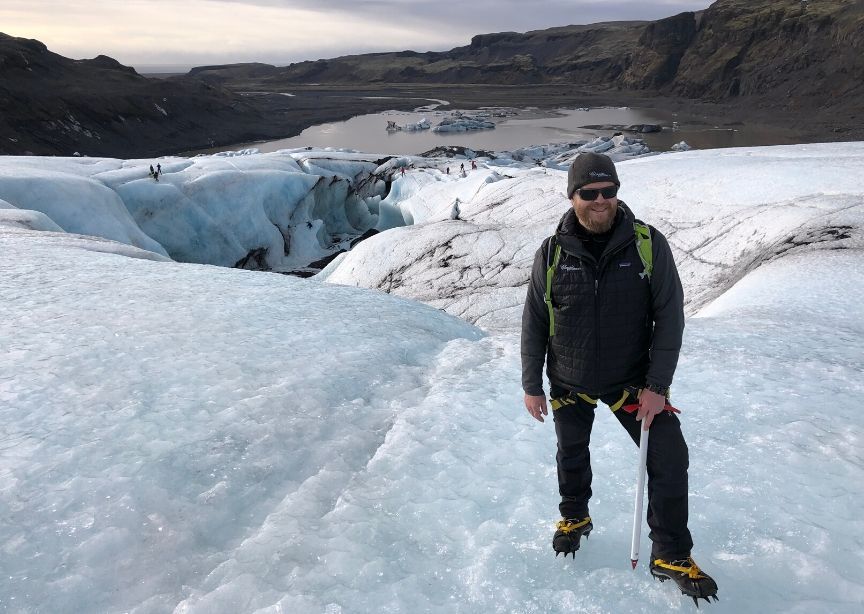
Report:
210,0,713,32
1,0,457,65
0,0,713,68
206,0,715,39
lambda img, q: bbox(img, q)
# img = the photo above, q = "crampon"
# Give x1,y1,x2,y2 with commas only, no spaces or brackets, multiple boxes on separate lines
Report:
650,557,719,607
552,517,592,558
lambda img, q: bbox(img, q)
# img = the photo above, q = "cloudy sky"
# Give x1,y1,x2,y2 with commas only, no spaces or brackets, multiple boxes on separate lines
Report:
3,0,713,70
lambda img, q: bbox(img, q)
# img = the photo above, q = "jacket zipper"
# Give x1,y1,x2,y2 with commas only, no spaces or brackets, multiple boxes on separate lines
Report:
593,273,599,392
592,237,635,393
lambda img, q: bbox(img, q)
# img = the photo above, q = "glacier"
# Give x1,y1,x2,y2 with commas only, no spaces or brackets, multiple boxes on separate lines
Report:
1,141,862,613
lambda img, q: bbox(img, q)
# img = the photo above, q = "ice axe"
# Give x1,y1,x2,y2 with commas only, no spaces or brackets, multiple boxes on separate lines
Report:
630,424,649,569
622,398,680,569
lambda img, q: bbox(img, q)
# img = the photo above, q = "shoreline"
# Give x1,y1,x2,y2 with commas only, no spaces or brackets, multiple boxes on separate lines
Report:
6,81,855,159
177,83,862,158
183,105,823,159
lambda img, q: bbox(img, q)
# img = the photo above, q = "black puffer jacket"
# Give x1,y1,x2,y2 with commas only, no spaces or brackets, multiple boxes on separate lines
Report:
521,203,684,397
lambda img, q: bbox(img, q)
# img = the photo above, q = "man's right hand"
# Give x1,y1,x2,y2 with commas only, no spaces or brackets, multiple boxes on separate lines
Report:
524,394,548,422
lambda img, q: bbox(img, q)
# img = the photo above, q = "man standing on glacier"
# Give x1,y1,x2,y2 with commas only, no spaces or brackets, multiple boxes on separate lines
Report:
520,152,718,604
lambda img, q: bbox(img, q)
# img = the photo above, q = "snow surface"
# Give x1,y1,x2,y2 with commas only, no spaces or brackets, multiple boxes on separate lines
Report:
1,142,863,613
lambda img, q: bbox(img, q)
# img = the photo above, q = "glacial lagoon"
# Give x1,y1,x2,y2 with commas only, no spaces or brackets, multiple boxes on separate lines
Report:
194,104,806,156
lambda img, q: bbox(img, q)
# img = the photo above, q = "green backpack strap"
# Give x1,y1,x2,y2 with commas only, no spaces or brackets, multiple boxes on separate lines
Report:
544,238,562,337
633,222,653,281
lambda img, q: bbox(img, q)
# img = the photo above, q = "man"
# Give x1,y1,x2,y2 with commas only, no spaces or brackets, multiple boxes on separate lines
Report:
520,152,718,603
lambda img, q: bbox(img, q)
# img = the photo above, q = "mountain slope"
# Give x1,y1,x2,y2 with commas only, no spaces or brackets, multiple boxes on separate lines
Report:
212,0,862,119
264,21,647,86
0,34,280,156
0,35,416,157
4,0,862,156
668,0,864,111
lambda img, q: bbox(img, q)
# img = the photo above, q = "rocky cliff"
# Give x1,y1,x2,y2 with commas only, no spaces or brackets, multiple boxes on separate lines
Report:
266,21,647,86
239,0,862,117
0,34,421,157
670,0,864,112
0,34,281,156
3,0,861,156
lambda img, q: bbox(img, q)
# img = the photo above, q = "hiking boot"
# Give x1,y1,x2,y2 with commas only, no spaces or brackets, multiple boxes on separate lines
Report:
650,556,719,606
552,517,592,558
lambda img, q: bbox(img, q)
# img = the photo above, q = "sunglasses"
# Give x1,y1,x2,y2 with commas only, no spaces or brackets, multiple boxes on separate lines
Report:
576,185,619,201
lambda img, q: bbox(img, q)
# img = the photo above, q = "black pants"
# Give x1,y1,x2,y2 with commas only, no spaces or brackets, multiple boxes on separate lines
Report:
551,385,693,560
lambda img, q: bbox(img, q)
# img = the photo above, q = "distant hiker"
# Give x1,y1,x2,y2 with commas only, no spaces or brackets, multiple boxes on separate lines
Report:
520,152,718,604
401,167,405,177
471,160,477,170
460,162,465,173
149,164,155,177
446,167,450,175
156,163,161,174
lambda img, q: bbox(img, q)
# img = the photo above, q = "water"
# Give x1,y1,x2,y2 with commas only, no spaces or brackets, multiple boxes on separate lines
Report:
192,104,805,156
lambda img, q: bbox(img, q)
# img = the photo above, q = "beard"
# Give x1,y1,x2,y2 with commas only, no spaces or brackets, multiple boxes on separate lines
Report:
575,201,618,234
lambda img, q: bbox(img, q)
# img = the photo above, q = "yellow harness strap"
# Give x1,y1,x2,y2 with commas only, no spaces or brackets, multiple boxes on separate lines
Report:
552,391,643,412
550,393,598,410
652,557,706,580
556,517,592,533
608,389,631,412
550,396,574,410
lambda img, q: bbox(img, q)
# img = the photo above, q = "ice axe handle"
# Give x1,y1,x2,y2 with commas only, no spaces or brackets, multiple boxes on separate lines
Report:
629,425,649,567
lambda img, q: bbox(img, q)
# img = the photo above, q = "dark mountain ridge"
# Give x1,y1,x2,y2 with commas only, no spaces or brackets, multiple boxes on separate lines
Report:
0,36,412,157
0,33,280,156
2,0,862,157
666,0,864,110
268,0,864,106
204,0,860,119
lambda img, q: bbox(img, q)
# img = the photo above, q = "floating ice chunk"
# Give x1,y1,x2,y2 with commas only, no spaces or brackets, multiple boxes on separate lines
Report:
578,137,615,153
433,114,495,133
212,148,260,156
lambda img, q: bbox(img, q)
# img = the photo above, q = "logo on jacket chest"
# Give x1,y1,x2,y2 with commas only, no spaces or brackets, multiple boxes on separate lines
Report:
559,262,632,272
560,264,582,272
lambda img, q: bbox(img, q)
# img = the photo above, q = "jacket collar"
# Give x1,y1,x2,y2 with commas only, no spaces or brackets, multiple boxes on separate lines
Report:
554,201,636,263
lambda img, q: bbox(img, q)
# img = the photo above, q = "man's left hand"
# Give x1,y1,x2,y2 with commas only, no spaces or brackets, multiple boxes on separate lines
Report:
636,388,666,430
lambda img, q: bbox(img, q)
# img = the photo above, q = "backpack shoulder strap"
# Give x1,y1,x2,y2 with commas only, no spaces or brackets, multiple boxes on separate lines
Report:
544,236,562,337
633,221,653,281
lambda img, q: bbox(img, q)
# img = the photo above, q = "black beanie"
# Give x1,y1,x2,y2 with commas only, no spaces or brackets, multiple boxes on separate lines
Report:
567,152,620,198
